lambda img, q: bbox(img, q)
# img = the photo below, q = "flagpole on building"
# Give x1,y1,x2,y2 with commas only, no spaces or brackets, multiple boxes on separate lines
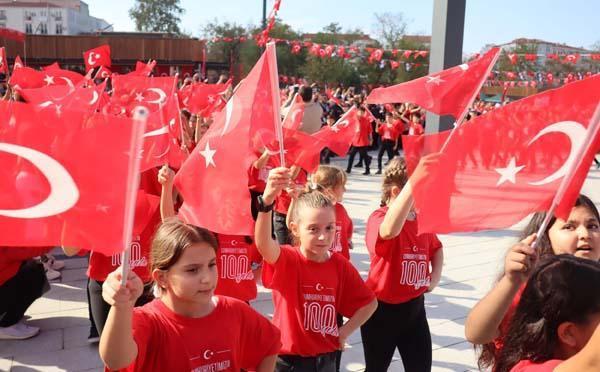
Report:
120,117,146,285
532,102,600,249
439,48,501,152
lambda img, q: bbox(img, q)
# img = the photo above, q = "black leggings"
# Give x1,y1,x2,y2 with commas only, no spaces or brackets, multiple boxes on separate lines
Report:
0,260,48,327
276,352,337,372
360,295,432,372
377,140,396,170
87,279,154,336
346,146,371,172
273,211,292,245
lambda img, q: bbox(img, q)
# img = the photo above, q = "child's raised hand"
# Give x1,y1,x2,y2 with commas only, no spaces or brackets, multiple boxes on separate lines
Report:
504,233,537,284
102,268,143,309
158,164,175,186
263,167,291,204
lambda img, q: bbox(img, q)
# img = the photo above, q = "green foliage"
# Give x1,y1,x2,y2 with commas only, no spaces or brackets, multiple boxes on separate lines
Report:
129,0,184,34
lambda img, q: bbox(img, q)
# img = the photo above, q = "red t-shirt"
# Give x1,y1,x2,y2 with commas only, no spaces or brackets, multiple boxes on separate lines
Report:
365,206,442,304
409,122,424,136
262,245,375,356
118,297,281,372
248,157,275,193
329,203,353,260
377,122,399,141
510,360,562,372
215,234,262,302
87,193,161,283
0,246,53,285
139,168,161,197
352,116,372,147
274,170,308,215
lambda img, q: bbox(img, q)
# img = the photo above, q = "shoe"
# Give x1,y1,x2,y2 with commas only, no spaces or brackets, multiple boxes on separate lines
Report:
87,335,100,343
354,163,363,168
345,169,351,174
362,171,371,175
375,170,382,174
44,264,61,281
0,322,40,340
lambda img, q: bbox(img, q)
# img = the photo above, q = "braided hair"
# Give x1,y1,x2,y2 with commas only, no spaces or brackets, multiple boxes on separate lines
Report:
380,157,409,207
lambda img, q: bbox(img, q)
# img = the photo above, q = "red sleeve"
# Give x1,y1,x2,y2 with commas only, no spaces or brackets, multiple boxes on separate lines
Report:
365,209,393,257
510,359,563,372
261,245,297,290
338,260,375,318
428,234,443,256
376,124,384,135
238,303,281,369
122,308,156,372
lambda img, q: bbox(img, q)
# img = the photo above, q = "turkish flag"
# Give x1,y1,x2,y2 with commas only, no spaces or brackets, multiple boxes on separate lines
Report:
367,47,500,119
9,66,47,89
404,75,600,234
83,45,111,71
109,75,177,171
163,94,189,169
13,55,24,71
282,94,304,130
175,44,280,235
0,101,145,255
0,47,7,74
20,81,105,114
41,66,85,87
127,60,156,77
184,80,232,115
313,106,360,156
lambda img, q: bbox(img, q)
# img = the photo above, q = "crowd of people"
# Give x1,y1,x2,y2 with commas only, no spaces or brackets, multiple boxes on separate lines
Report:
1,63,600,372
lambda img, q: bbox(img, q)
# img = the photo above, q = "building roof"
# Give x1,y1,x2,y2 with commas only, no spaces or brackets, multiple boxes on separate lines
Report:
301,33,373,42
402,35,431,44
0,2,61,8
496,38,591,52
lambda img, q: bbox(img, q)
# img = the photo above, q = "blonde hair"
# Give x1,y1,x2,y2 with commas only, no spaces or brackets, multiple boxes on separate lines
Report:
311,165,346,191
381,157,408,206
289,189,334,225
151,218,218,296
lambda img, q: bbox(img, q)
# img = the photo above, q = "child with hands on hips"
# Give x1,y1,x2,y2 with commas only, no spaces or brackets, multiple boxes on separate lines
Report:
465,194,600,370
99,221,280,371
256,167,377,372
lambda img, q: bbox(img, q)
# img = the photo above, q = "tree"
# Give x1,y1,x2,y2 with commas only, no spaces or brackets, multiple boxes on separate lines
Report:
129,0,184,34
372,12,408,49
322,22,342,34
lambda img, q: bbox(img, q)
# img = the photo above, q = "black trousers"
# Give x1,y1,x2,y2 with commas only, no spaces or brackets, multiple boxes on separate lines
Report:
276,352,337,372
377,140,396,171
273,211,292,245
346,146,371,172
0,260,48,327
87,279,154,336
360,295,432,372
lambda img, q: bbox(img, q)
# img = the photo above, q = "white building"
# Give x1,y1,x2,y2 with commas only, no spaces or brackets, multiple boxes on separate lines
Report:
482,38,593,67
0,0,111,35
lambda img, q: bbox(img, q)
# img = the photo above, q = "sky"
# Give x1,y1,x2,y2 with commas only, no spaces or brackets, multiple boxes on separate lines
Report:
87,0,599,54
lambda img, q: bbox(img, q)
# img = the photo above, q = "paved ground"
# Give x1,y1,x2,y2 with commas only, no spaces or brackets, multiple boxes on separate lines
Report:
1,155,599,372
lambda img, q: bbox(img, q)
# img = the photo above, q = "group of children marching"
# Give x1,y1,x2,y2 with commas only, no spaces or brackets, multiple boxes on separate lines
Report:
1,98,599,372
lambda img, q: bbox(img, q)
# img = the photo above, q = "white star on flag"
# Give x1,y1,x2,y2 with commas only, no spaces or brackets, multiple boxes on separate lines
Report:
135,92,144,102
207,95,215,104
44,75,54,85
494,157,525,186
459,64,469,71
426,75,444,85
199,141,216,168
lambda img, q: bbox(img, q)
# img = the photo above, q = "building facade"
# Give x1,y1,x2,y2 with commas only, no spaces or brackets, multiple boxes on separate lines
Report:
0,0,111,36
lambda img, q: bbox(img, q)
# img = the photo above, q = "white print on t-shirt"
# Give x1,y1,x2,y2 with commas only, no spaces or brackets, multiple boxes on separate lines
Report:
330,225,342,253
220,254,254,283
303,302,338,337
399,247,431,290
111,240,147,268
190,349,231,372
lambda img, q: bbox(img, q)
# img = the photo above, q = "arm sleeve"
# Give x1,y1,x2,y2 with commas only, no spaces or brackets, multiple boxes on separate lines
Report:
239,304,282,369
338,261,376,318
261,245,295,290
428,234,443,256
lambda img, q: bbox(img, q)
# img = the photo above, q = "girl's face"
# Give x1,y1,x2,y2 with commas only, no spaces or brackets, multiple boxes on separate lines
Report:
162,242,218,305
292,206,336,261
548,206,600,260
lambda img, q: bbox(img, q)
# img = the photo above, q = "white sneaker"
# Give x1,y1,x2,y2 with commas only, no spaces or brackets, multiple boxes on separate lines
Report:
44,264,61,281
0,322,40,340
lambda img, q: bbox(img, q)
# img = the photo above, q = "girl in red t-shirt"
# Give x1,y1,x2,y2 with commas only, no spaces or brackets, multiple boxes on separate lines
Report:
376,112,400,174
158,165,263,303
465,194,600,370
361,156,444,372
345,106,373,175
100,219,281,372
494,255,600,372
256,167,377,371
310,165,353,260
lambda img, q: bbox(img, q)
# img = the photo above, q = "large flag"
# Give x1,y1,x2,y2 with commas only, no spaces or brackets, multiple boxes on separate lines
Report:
405,75,600,234
367,47,500,119
9,66,46,89
42,64,85,87
313,106,360,156
0,101,145,255
175,44,280,235
182,80,232,115
19,81,106,114
83,44,111,71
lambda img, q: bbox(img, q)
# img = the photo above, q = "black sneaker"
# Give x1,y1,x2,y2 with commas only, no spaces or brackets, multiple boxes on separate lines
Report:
354,163,363,168
362,171,371,175
375,170,382,175
345,169,351,174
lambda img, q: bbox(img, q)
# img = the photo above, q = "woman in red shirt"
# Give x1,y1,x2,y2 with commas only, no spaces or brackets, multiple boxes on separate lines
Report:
345,106,373,175
494,255,600,372
361,156,444,372
376,112,400,174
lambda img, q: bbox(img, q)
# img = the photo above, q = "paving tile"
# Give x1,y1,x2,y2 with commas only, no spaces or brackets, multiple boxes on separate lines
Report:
0,329,63,359
9,345,103,372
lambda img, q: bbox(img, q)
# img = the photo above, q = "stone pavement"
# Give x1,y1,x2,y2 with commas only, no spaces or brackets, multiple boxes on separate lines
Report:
1,155,599,372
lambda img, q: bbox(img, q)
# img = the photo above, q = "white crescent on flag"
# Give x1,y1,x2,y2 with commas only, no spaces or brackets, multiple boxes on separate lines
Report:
0,143,79,218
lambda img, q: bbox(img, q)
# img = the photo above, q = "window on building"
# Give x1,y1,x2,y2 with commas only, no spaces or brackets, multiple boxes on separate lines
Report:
0,23,5,29
25,23,32,33
40,23,48,34
0,10,6,18
56,23,63,34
